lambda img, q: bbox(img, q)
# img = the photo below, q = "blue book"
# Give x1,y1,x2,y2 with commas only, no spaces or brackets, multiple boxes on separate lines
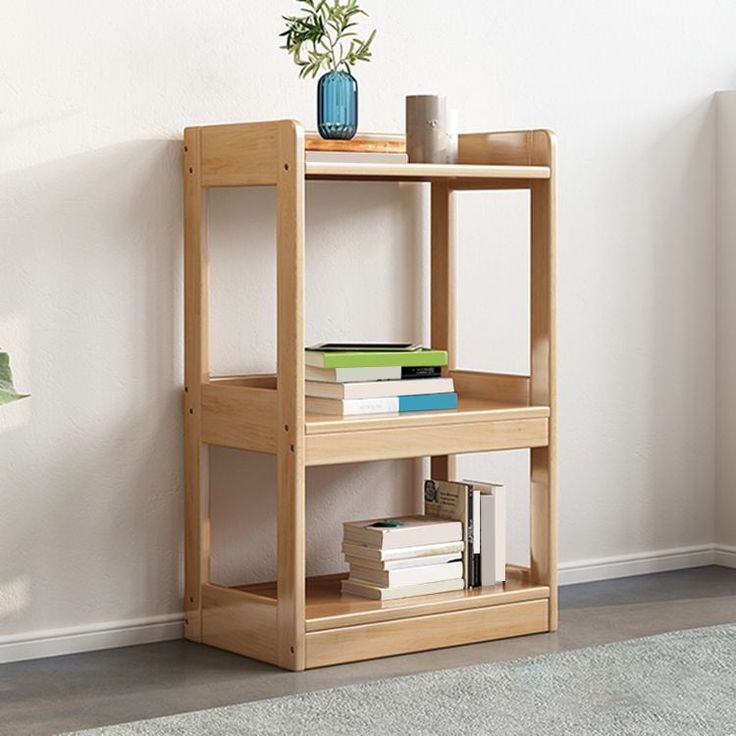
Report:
398,392,458,413
306,392,459,416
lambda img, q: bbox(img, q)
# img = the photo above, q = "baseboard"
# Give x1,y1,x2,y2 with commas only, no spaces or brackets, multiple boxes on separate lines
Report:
0,613,184,665
558,544,717,586
1,546,732,665
714,544,736,568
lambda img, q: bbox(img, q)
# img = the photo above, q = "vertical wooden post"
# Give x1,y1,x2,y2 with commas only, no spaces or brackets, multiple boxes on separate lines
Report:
183,127,211,641
276,121,307,670
529,131,558,630
430,182,457,482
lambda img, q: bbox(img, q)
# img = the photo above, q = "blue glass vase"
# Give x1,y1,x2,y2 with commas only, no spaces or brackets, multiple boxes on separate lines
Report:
317,70,358,140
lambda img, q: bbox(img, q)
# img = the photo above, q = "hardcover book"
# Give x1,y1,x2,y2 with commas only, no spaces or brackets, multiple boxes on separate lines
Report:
306,392,457,416
424,479,480,588
342,516,462,550
469,480,507,585
340,540,465,563
342,552,463,571
305,348,448,369
349,560,463,587
340,577,464,601
305,365,442,383
306,151,409,164
305,376,454,400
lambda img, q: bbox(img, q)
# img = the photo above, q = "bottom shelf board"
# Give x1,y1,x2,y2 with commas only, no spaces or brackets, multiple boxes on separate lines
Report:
233,567,550,632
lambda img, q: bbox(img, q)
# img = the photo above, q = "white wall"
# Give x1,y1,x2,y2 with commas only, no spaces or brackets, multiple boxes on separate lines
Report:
1,0,732,661
716,93,736,555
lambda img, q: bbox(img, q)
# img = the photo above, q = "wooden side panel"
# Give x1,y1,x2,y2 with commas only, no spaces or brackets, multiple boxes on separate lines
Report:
183,127,211,641
306,418,548,466
200,122,282,187
276,120,307,671
306,599,549,668
451,370,531,405
200,383,278,452
201,585,278,665
459,131,531,165
529,130,558,631
431,182,456,481
458,129,554,167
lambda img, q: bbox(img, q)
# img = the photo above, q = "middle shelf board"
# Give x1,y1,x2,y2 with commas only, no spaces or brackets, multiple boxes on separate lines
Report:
200,377,550,464
229,568,550,632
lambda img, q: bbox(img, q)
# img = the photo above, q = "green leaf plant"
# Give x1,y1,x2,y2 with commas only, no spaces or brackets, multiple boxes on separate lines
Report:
0,351,29,405
280,0,377,79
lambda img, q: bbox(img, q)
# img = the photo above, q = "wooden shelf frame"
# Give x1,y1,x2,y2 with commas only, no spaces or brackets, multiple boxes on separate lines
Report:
183,120,557,670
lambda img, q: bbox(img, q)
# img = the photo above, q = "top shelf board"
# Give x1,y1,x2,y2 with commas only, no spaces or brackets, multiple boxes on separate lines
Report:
305,161,550,183
190,123,556,188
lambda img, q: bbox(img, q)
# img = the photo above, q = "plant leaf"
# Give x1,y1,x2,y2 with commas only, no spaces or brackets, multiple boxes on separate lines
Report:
0,351,29,405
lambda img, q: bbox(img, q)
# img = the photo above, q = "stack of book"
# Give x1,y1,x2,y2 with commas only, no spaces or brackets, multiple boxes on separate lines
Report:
340,516,465,600
424,479,506,588
305,343,457,416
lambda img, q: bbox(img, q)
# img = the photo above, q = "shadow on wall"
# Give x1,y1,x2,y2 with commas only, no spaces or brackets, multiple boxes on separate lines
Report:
0,140,184,636
207,179,428,586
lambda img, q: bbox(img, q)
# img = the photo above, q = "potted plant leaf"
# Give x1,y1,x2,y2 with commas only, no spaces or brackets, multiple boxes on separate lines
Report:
280,0,376,140
0,350,29,405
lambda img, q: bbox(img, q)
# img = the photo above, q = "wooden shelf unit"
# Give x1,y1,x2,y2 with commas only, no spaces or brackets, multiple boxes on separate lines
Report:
183,120,557,671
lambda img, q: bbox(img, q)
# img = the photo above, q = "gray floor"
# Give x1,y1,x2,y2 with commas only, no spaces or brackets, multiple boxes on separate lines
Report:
1,566,735,736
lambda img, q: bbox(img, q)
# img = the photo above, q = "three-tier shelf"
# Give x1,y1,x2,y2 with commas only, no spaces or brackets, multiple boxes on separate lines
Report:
183,120,557,671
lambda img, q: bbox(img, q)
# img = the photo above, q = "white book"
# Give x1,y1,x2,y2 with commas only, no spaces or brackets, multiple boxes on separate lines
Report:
349,560,463,587
305,365,402,383
340,577,464,601
307,395,398,415
343,552,463,571
341,540,465,563
343,515,462,549
306,377,453,400
471,481,506,586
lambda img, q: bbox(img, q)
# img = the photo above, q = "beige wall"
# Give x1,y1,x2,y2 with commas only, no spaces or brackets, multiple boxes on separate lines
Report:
716,92,736,552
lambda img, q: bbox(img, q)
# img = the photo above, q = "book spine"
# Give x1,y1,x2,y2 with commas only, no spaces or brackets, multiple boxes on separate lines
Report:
398,392,457,413
473,489,482,587
401,365,442,379
317,349,448,369
466,487,474,588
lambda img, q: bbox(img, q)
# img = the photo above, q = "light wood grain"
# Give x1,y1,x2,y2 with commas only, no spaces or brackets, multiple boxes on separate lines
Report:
430,181,456,481
200,121,282,187
276,120,307,670
306,417,548,466
183,127,210,641
200,383,277,453
201,584,278,664
233,569,546,631
182,121,558,667
306,397,548,434
529,130,558,631
305,161,549,183
450,370,530,405
459,130,536,166
305,132,405,153
210,374,277,389
305,599,549,668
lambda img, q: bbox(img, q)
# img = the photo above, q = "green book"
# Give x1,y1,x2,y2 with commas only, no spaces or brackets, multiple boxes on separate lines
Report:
305,348,448,369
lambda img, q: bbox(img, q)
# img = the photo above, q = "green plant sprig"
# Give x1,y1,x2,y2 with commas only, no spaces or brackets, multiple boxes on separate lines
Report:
0,350,29,405
280,0,376,79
